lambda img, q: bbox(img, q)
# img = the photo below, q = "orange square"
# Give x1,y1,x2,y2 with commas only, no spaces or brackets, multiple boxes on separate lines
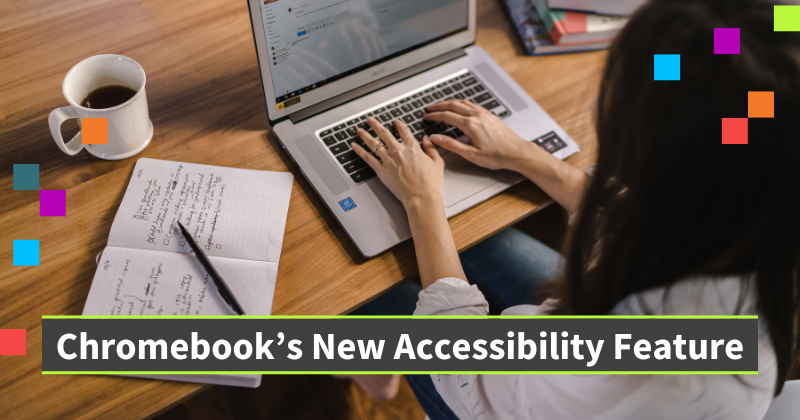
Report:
748,91,774,118
82,118,108,144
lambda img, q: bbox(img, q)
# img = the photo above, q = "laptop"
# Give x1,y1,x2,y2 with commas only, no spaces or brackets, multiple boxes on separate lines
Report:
247,0,580,257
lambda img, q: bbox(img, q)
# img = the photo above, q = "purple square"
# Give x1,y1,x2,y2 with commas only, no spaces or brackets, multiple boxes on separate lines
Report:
40,190,66,216
714,28,740,54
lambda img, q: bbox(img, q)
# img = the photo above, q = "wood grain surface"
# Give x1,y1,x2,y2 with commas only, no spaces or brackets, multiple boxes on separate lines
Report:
0,0,604,418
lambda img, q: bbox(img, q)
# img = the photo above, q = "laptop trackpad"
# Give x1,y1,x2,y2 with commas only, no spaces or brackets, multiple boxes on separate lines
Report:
441,152,505,208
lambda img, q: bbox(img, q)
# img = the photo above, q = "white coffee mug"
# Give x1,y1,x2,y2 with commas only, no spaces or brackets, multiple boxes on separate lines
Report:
49,54,153,160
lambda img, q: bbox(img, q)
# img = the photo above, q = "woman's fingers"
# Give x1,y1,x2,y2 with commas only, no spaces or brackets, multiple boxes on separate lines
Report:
421,135,442,162
426,99,476,116
393,119,414,144
430,134,477,160
358,123,390,161
367,117,400,151
422,110,469,129
351,141,382,169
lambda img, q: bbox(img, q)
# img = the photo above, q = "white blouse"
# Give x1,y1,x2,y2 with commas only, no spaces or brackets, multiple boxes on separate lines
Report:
413,276,777,420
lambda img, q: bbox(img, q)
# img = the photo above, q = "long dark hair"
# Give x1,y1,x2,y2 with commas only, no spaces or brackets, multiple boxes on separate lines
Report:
551,0,800,394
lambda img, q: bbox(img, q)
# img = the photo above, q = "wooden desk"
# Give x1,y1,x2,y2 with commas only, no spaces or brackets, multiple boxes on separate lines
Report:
0,0,603,418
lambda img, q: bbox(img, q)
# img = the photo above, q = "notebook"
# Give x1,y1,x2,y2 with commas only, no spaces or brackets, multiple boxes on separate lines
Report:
82,158,294,387
503,0,611,56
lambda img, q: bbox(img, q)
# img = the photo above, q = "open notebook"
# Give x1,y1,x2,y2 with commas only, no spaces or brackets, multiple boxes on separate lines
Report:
82,158,294,387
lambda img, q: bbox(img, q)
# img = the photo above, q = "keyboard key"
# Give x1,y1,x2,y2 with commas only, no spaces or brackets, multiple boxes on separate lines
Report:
320,129,333,137
474,93,492,103
350,167,376,183
402,114,415,124
436,82,448,88
424,87,435,93
343,159,368,173
330,142,350,155
473,84,485,92
379,113,393,122
390,108,403,117
411,100,424,108
399,97,411,103
413,110,425,119
333,123,347,131
411,92,424,98
459,72,471,78
322,136,337,146
462,77,477,86
452,92,465,100
401,104,414,113
434,122,448,132
421,96,433,104
453,127,465,137
482,100,500,110
386,102,399,109
451,82,463,90
432,91,444,100
383,123,393,131
447,77,459,83
334,131,348,141
412,121,425,131
441,87,453,95
337,150,358,164
497,110,510,118
424,127,437,135
463,88,475,97
346,126,357,137
347,118,360,126
360,115,369,120
414,132,425,142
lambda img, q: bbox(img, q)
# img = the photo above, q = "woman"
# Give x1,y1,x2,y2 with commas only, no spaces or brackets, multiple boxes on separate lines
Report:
345,0,800,418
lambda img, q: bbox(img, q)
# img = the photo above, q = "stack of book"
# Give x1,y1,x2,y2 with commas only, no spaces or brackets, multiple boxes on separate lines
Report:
504,0,644,56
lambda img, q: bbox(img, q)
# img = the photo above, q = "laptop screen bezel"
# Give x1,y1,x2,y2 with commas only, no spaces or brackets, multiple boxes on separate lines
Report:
247,0,477,124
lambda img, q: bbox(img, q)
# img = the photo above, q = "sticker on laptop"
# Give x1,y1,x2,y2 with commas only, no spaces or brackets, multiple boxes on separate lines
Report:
277,96,301,111
339,197,357,212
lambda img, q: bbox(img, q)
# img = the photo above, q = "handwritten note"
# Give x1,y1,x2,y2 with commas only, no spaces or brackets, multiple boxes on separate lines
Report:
108,158,293,262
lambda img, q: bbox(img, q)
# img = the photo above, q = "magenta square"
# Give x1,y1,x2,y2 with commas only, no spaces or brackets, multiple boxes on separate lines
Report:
714,28,740,54
40,190,66,216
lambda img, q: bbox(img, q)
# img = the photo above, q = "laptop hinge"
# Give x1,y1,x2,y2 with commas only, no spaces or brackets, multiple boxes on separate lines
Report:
289,49,467,124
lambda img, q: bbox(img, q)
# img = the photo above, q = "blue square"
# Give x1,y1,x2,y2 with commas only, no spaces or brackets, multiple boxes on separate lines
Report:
13,164,39,190
654,54,681,81
13,240,39,266
339,197,357,212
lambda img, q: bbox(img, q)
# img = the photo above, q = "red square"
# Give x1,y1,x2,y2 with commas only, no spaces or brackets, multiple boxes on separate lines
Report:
722,118,748,144
0,329,26,355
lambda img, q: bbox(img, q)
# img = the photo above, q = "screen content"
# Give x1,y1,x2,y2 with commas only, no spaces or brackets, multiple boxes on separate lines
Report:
259,0,468,110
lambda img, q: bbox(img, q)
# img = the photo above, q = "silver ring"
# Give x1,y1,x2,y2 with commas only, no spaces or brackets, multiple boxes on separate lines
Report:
372,142,386,153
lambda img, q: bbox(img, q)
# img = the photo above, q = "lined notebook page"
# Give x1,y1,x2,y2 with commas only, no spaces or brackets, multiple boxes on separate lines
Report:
108,158,293,263
83,246,278,316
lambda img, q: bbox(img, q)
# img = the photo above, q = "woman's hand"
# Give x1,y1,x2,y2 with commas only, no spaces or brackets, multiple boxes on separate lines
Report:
350,117,444,208
423,99,543,172
425,99,588,213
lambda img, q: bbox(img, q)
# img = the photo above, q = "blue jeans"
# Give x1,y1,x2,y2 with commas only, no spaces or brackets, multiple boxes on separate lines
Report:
351,227,562,419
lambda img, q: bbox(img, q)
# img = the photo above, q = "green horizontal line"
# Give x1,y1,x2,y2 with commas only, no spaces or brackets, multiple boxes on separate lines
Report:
42,371,759,375
41,315,758,320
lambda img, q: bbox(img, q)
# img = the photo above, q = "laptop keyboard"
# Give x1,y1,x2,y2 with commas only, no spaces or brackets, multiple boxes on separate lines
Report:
316,70,564,184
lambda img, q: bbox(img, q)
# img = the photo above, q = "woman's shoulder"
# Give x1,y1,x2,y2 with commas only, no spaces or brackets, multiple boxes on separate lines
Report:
610,275,757,316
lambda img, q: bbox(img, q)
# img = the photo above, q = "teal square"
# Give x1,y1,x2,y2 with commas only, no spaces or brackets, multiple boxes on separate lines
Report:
654,54,681,81
13,164,39,190
13,240,39,266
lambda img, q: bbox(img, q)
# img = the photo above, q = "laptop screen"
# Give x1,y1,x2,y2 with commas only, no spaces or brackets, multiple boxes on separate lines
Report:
259,0,469,109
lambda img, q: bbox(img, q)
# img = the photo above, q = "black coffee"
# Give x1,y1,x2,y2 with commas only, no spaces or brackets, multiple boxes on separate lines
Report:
80,85,137,109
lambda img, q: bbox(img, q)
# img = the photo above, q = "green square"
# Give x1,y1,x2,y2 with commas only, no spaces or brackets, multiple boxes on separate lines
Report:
775,6,800,31
13,164,39,190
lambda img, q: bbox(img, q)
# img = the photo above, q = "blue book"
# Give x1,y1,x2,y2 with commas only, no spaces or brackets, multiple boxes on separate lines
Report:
502,0,610,56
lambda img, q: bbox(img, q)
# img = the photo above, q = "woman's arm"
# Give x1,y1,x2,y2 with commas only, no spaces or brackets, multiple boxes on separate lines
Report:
425,100,588,213
350,117,467,287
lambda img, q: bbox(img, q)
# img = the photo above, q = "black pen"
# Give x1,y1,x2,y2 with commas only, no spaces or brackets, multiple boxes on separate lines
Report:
176,221,246,315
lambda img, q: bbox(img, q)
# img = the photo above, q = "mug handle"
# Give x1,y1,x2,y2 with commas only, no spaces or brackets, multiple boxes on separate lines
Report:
48,106,85,156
